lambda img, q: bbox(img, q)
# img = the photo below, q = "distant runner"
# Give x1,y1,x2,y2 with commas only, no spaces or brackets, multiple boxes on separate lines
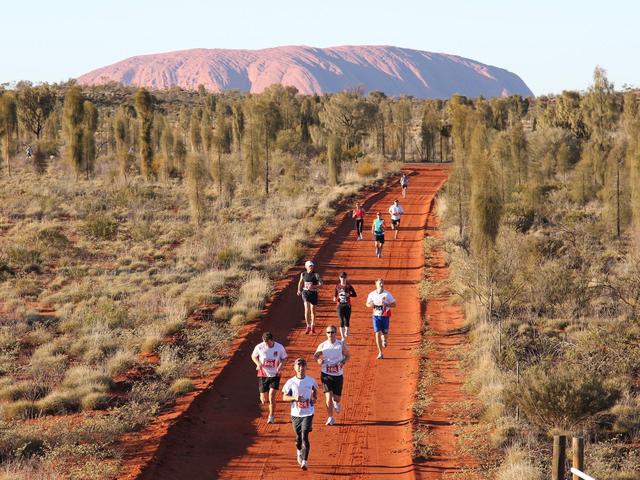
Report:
372,212,385,259
388,199,405,240
314,325,350,426
297,260,323,334
366,278,397,359
352,202,365,240
333,271,357,340
251,332,288,424
400,173,409,198
282,358,318,471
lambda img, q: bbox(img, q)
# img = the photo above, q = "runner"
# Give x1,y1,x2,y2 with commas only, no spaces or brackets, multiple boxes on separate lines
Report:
251,332,288,424
365,278,397,359
371,212,385,259
282,358,318,470
314,325,350,426
388,199,405,240
400,173,409,198
352,202,365,240
333,271,357,340
297,260,323,333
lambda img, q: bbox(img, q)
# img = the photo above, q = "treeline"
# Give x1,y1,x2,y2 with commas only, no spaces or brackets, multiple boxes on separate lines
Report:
440,67,640,477
0,80,533,191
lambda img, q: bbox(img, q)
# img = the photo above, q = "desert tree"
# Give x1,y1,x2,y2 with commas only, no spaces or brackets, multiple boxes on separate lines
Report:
15,82,56,141
319,91,377,150
114,105,131,179
134,88,155,178
212,101,233,194
82,100,98,178
185,153,206,226
393,97,412,162
327,134,342,185
62,86,85,177
420,102,439,162
189,109,203,153
173,134,187,174
0,92,18,176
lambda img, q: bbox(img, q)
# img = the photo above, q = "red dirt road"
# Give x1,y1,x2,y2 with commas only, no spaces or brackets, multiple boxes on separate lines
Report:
133,164,449,479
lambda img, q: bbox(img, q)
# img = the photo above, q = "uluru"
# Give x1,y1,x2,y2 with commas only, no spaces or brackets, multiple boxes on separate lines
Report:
77,45,533,98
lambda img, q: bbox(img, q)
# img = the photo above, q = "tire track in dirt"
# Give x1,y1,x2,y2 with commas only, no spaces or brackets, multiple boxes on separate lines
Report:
124,164,449,479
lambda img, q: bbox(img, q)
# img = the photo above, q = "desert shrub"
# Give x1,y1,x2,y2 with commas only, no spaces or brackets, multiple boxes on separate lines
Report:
585,439,640,480
507,362,622,432
356,162,379,178
216,248,242,267
4,247,42,269
496,447,542,480
37,391,82,415
0,382,48,402
170,378,195,396
81,214,119,240
80,392,111,411
0,401,39,420
611,395,640,437
106,349,138,377
213,306,233,322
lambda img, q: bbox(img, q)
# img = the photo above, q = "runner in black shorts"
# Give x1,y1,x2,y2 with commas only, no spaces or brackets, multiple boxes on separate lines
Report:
297,260,323,334
372,212,386,259
314,325,350,426
333,271,357,340
251,332,288,423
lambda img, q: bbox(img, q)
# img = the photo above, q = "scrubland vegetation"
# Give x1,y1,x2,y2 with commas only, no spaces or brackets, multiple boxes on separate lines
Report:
433,67,640,478
0,81,407,478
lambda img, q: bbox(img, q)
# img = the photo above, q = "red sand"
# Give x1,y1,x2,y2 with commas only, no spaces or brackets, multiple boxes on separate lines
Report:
120,164,465,479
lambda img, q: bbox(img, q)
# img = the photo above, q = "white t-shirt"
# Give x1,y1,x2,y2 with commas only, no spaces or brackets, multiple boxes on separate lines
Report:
315,339,345,376
282,375,318,417
367,289,396,317
252,341,287,377
389,204,405,220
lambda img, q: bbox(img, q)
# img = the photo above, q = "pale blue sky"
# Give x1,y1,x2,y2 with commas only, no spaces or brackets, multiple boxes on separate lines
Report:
1,0,638,95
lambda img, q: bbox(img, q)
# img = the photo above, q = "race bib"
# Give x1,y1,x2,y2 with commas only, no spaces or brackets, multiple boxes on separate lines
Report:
263,359,276,368
374,304,384,316
326,364,340,374
304,281,314,290
295,399,310,409
338,290,349,304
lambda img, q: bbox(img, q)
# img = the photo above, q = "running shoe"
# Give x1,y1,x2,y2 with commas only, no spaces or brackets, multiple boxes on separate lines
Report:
326,416,334,426
267,416,275,424
301,460,308,470
377,352,384,359
333,400,340,413
296,449,303,466
304,326,311,334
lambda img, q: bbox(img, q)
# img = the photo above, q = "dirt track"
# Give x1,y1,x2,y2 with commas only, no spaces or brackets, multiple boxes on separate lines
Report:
129,164,449,479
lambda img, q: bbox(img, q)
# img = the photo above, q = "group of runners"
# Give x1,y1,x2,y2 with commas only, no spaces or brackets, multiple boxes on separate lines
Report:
250,173,409,470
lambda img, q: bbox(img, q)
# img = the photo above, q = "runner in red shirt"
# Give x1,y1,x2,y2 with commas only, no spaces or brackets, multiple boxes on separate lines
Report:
352,202,365,240
333,271,357,341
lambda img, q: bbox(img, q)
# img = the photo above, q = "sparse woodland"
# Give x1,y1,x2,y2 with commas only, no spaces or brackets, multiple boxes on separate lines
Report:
433,67,640,479
0,68,638,478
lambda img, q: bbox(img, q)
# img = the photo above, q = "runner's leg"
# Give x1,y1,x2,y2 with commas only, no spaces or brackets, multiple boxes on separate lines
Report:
268,387,277,417
375,331,384,355
325,391,334,417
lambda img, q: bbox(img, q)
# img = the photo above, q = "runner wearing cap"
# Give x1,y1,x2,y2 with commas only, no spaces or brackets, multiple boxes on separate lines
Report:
333,272,357,340
365,278,397,359
388,199,405,240
314,325,350,426
352,202,365,240
282,358,318,470
251,332,288,424
297,260,323,334
372,212,385,259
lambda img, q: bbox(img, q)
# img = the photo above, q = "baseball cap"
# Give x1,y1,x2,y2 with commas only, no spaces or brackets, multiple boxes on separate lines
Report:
294,357,307,365
304,260,314,267
339,272,347,278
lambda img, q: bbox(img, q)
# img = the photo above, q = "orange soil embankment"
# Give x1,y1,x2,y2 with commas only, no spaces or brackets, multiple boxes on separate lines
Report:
120,164,450,479
414,196,478,479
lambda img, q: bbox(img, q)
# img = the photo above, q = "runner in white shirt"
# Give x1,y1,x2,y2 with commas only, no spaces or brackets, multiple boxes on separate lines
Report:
313,325,351,426
282,358,318,470
388,199,405,240
365,278,397,359
251,332,287,424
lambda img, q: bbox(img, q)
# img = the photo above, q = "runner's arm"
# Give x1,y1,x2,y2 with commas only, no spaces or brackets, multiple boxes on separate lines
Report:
251,351,262,368
313,346,323,364
297,273,304,295
282,389,298,402
341,343,351,365
316,274,323,286
349,285,357,297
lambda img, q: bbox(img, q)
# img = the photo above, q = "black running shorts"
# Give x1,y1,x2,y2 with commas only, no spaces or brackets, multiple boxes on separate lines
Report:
375,234,385,244
302,290,319,305
292,414,314,434
258,376,281,393
321,372,344,396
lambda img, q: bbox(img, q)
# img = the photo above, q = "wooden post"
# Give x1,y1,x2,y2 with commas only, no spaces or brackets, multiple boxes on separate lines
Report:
572,437,584,480
552,435,567,480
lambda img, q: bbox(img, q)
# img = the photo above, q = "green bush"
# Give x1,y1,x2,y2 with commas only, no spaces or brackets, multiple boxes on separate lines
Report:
81,214,119,240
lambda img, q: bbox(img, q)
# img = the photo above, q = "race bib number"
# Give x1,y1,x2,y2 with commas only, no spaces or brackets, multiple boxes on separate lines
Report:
338,291,349,304
374,305,384,316
263,359,276,368
295,399,310,409
304,281,314,290
326,364,340,374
